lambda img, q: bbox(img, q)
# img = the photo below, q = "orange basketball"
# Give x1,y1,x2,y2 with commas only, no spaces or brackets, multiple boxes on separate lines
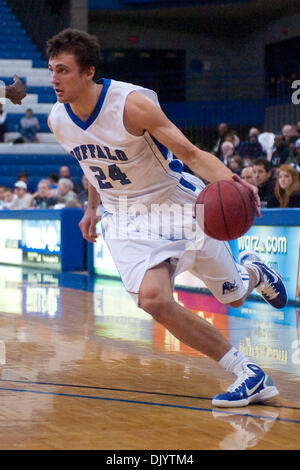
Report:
196,180,256,241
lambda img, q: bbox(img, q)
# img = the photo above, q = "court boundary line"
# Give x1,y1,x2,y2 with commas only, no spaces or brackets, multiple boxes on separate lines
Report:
0,380,300,416
0,378,299,411
0,385,300,425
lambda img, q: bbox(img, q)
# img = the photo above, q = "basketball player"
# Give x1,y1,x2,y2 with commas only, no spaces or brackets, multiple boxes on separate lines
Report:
46,29,287,408
1,75,26,105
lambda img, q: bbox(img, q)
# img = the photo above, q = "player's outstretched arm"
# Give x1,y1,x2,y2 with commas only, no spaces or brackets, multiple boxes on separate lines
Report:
5,75,26,105
123,91,233,183
123,91,260,213
78,182,101,243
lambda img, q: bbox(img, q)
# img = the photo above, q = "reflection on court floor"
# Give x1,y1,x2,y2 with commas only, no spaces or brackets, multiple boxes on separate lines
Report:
0,264,299,450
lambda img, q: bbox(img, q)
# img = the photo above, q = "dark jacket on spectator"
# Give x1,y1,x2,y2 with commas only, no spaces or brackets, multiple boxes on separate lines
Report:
270,145,290,168
239,140,265,160
258,178,279,208
288,189,300,208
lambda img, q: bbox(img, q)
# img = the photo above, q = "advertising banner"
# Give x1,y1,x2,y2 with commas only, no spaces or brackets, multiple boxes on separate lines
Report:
0,219,22,265
21,219,61,270
229,225,299,302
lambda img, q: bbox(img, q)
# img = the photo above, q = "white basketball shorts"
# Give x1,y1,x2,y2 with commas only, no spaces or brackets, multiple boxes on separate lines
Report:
100,177,248,305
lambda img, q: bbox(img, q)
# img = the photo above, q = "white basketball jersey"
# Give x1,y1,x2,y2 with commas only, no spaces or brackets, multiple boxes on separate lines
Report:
49,78,200,210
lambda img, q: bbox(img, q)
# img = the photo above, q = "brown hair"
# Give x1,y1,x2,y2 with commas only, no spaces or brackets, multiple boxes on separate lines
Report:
274,164,300,207
46,28,100,80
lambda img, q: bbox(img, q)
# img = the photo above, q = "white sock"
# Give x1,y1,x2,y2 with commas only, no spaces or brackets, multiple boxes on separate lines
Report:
244,263,261,288
219,346,254,376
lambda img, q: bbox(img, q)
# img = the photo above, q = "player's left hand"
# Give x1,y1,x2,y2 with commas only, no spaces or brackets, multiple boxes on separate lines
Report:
232,173,261,218
6,75,26,104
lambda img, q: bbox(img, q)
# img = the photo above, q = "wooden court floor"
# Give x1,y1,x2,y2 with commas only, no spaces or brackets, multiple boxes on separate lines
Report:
0,265,299,450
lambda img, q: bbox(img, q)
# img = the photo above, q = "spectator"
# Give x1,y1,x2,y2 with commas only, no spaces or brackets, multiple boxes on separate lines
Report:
11,180,32,209
224,130,240,151
59,165,71,179
286,138,300,168
239,128,265,160
253,157,278,208
54,178,79,207
59,165,82,194
270,134,290,168
281,124,295,146
274,164,300,208
212,122,230,159
220,141,235,166
0,185,6,209
48,172,59,192
3,188,17,209
29,179,57,209
228,155,243,175
0,103,7,142
241,166,256,186
16,170,29,185
77,174,88,208
16,108,40,143
242,156,254,168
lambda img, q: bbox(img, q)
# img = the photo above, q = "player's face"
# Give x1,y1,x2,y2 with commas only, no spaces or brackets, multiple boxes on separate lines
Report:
48,52,94,103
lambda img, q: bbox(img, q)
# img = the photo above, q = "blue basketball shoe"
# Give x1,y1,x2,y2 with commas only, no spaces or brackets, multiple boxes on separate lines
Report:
238,250,287,309
212,363,279,407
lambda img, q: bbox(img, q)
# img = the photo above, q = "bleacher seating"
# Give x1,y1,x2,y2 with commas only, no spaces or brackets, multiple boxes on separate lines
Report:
0,0,79,192
0,152,82,193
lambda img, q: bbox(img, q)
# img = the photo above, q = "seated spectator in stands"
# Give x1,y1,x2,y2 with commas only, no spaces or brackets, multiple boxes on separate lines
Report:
220,141,235,166
48,172,59,192
16,170,29,185
281,124,295,146
270,134,290,168
3,188,17,209
274,164,300,208
54,178,79,207
223,130,240,152
17,108,40,143
59,165,82,194
286,138,300,168
239,127,265,160
241,165,256,186
0,103,7,142
242,156,254,168
77,174,88,209
228,154,243,175
29,179,57,209
212,122,230,159
253,157,278,208
11,180,32,209
0,185,6,209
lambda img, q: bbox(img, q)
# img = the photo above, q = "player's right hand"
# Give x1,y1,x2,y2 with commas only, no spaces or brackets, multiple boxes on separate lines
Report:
78,210,100,243
232,173,262,218
6,75,27,105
